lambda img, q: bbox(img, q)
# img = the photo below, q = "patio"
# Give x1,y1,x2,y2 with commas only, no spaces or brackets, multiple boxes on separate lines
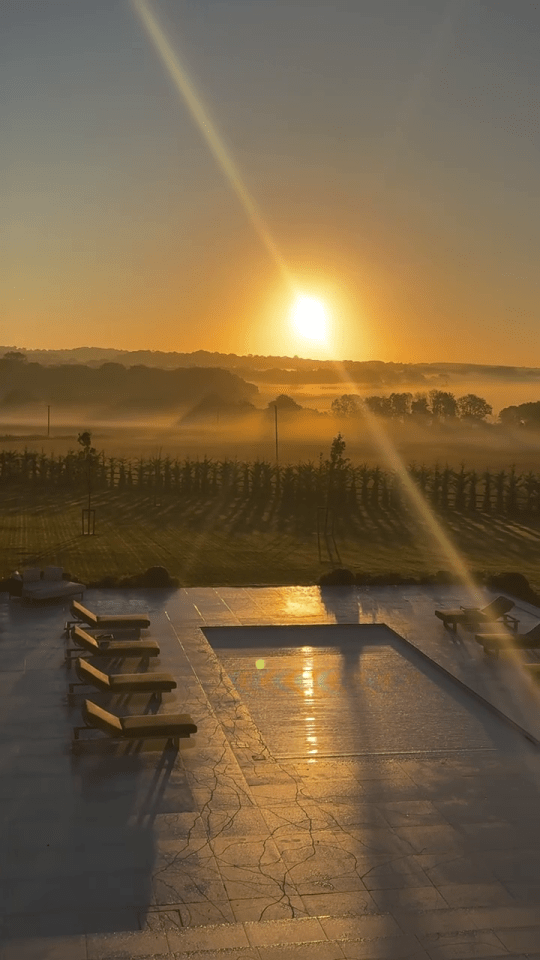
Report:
1,583,540,960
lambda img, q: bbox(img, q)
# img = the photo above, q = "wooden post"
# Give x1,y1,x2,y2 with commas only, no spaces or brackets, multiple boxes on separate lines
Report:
81,508,95,535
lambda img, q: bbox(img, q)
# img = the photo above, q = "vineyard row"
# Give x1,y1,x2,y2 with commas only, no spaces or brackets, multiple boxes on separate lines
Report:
1,450,539,516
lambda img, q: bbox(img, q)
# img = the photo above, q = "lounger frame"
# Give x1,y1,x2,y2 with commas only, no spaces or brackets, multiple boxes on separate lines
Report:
65,645,154,668
64,625,159,667
438,610,519,633
72,701,197,750
64,600,150,637
475,625,540,658
67,658,176,703
72,725,185,750
68,681,167,704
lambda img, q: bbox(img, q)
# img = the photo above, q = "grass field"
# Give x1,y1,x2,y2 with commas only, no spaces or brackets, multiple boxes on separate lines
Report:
3,487,540,592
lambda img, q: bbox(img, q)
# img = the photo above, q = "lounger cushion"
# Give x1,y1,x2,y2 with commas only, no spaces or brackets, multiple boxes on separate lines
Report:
475,622,540,647
76,659,112,689
82,699,197,740
76,658,176,692
22,568,41,583
72,601,98,625
479,597,514,617
71,600,150,628
43,565,63,581
71,625,160,657
83,700,123,735
72,626,100,650
120,714,197,737
99,639,160,657
436,597,515,623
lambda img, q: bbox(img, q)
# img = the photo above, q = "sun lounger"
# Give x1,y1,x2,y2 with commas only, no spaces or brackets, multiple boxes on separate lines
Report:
434,596,518,633
475,623,540,658
65,600,150,635
65,625,160,666
68,657,177,703
10,567,86,601
73,698,197,749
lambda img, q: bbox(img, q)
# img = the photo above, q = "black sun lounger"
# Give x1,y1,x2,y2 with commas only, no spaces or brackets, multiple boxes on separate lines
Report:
73,698,197,749
65,625,160,665
434,596,518,633
68,657,177,703
475,622,540,658
65,600,150,635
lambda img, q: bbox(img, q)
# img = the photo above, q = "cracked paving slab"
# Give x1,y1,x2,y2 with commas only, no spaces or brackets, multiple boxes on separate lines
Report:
2,586,540,959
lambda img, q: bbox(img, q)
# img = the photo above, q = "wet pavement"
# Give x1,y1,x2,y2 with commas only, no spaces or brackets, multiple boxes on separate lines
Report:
1,584,540,959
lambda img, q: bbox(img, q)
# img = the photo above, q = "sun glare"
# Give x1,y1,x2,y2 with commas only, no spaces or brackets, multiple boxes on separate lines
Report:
292,295,328,343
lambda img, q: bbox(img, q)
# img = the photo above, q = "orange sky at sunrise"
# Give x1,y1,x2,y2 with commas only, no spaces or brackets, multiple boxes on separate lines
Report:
3,1,540,365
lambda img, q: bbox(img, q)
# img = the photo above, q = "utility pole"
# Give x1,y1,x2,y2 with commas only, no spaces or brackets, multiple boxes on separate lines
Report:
274,404,279,464
47,405,50,438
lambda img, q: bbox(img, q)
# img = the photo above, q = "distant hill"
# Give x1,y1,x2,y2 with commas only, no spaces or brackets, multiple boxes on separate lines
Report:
2,347,540,390
0,356,257,409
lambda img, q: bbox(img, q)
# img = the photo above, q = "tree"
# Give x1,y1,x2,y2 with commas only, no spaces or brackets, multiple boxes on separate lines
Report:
429,390,457,419
325,433,350,520
77,431,98,523
456,394,492,421
2,350,27,362
331,394,362,417
364,395,393,417
268,394,302,410
500,401,540,429
389,392,412,419
328,433,349,470
499,405,522,426
411,393,430,418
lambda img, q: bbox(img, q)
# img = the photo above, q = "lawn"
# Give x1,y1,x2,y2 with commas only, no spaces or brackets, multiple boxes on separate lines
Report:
2,487,540,592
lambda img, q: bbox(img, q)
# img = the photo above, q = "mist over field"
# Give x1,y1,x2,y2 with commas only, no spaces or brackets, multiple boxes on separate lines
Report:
1,348,540,473
2,394,540,474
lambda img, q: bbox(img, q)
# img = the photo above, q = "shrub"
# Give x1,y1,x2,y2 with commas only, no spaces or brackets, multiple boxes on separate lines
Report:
487,571,540,605
319,568,356,586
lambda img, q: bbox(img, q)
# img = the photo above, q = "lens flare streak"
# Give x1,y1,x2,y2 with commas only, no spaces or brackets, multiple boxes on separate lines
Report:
331,360,486,606
131,0,294,290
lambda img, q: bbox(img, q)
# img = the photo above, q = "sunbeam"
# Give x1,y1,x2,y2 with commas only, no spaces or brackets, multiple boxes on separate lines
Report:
331,360,486,606
131,0,294,292
132,0,507,612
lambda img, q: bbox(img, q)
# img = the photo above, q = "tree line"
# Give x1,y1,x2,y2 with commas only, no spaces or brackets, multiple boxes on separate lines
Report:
0,354,256,407
331,390,493,421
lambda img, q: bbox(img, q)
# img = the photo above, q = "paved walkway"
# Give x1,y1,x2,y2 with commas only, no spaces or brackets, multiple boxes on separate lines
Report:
1,584,540,959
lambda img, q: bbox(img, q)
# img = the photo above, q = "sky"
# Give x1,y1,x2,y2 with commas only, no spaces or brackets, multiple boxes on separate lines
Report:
2,0,540,364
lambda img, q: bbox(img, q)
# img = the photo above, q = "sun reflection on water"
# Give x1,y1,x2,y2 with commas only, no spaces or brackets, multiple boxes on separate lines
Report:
301,646,318,755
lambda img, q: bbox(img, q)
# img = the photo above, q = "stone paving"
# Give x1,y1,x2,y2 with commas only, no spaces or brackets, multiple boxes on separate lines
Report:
1,584,540,959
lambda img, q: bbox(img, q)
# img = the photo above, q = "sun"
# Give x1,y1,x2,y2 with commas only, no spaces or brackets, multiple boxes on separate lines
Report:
291,295,328,343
